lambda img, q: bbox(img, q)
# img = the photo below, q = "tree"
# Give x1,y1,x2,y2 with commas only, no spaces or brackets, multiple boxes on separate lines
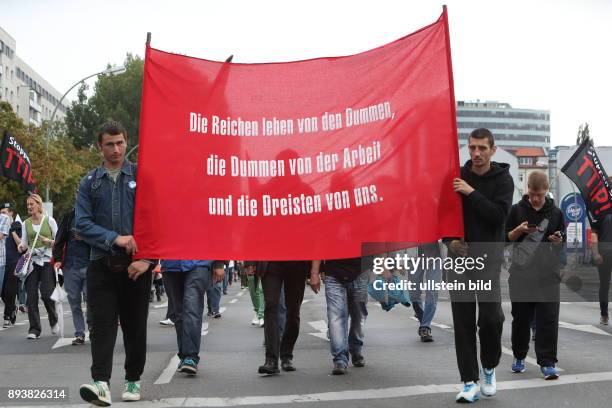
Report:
65,54,144,150
64,83,101,148
576,122,592,146
0,101,100,219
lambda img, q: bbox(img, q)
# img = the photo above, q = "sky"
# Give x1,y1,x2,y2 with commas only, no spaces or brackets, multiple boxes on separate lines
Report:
2,0,610,147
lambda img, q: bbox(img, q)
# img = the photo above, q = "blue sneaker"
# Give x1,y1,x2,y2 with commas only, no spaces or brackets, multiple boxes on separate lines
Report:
178,357,198,375
456,382,480,403
540,366,559,380
511,358,526,373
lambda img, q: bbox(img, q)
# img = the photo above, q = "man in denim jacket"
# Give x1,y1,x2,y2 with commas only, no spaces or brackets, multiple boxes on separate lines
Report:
76,121,154,406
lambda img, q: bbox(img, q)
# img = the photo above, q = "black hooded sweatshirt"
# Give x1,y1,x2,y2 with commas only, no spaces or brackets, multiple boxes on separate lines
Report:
460,160,514,242
452,160,514,263
506,194,566,277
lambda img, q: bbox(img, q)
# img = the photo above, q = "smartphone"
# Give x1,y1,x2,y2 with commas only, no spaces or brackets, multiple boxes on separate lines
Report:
527,224,537,229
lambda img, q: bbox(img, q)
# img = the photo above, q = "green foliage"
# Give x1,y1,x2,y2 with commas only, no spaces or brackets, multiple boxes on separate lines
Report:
66,53,144,149
0,101,100,220
64,83,100,148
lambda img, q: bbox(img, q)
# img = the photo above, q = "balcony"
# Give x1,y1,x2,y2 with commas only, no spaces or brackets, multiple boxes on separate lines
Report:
29,97,42,113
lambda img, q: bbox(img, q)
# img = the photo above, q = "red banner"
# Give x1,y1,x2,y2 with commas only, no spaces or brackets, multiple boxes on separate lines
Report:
134,9,463,260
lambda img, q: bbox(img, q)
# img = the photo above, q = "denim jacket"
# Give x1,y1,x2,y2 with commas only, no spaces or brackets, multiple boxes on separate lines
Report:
75,160,137,261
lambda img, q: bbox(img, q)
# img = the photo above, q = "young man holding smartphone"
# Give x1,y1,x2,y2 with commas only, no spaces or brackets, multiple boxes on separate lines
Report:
506,170,565,380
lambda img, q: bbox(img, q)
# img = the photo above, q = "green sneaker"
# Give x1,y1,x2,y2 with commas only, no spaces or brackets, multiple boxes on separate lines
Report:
80,381,111,406
122,380,141,401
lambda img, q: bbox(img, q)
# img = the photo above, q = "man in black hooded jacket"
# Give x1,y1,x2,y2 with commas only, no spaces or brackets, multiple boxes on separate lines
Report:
448,128,514,403
506,170,565,380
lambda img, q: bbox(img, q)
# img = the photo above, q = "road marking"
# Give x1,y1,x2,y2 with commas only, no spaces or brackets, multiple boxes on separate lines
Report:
237,291,245,297
308,320,327,332
17,370,610,407
559,321,611,336
409,316,452,330
408,317,565,371
154,354,180,385
500,345,565,372
230,299,238,304
308,332,330,341
307,320,329,341
154,302,168,309
52,337,77,349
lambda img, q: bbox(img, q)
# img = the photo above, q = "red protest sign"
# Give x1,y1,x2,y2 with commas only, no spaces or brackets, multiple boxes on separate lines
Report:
134,9,463,260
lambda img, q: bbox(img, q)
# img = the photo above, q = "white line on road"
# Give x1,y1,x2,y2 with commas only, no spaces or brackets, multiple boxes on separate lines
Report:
230,299,238,304
308,332,330,341
154,354,180,385
307,320,329,341
237,291,245,297
52,337,78,349
14,370,612,408
308,320,327,332
409,316,452,330
500,345,565,372
559,321,611,336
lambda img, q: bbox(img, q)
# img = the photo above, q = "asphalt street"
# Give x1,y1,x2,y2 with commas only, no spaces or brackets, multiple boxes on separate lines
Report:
1,280,611,408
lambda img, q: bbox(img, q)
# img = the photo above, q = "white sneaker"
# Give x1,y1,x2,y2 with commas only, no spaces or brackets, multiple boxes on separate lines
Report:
259,318,264,327
51,323,59,335
456,381,480,403
481,368,497,396
80,381,111,406
122,380,141,401
27,333,39,339
251,313,260,325
3,319,12,328
159,318,174,326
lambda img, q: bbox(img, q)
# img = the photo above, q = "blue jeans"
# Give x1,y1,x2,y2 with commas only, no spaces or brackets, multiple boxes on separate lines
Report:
206,280,222,314
163,267,212,363
324,273,368,365
223,267,234,294
0,264,5,297
64,266,89,337
408,260,442,329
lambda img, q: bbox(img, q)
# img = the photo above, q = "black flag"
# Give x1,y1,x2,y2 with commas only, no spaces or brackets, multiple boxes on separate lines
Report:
0,129,37,193
561,139,612,221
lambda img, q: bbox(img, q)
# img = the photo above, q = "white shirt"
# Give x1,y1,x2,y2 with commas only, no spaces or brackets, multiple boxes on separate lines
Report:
19,215,58,266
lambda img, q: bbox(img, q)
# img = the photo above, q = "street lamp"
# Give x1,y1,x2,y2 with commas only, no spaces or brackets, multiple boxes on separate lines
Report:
45,65,126,203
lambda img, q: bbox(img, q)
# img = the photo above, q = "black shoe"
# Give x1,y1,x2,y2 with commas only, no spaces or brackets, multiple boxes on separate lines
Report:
281,359,296,372
419,326,433,343
72,335,85,345
258,359,280,375
351,353,365,367
207,311,213,317
332,361,347,375
213,312,222,319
